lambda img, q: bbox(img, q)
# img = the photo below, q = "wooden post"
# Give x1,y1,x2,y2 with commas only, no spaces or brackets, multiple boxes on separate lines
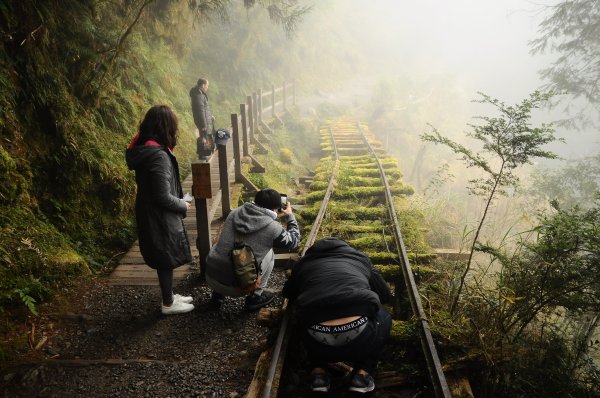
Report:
271,84,276,118
191,161,212,278
253,92,259,137
248,95,255,145
231,113,242,183
240,103,249,157
218,143,231,219
258,89,263,124
282,82,287,111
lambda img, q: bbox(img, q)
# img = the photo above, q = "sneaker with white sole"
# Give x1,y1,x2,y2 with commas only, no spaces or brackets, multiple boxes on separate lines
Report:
310,372,331,393
349,372,375,393
173,294,193,304
161,301,194,315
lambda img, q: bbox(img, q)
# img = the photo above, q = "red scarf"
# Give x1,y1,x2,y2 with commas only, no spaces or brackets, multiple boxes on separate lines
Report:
128,134,173,151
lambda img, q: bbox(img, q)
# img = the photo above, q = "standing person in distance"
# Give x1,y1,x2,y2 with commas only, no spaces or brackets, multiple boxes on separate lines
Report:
125,105,195,315
282,238,392,393
189,78,215,159
206,188,300,311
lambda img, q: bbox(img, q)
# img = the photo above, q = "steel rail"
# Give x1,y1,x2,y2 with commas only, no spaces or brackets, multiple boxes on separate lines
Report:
261,122,450,397
260,127,339,398
356,122,451,398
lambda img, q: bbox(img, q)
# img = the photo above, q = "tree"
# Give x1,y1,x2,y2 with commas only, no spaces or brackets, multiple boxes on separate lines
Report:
421,91,561,315
470,201,600,397
527,153,600,209
88,0,310,100
530,0,600,128
188,0,311,36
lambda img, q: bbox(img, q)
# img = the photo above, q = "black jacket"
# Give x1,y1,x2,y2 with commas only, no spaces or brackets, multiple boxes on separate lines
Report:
125,144,192,269
190,86,212,131
282,238,391,327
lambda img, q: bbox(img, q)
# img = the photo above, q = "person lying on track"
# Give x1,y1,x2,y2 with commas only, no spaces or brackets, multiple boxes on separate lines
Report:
282,237,392,393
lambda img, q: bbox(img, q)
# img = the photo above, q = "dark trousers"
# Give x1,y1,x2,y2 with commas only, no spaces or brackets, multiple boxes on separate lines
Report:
157,268,173,305
302,306,392,374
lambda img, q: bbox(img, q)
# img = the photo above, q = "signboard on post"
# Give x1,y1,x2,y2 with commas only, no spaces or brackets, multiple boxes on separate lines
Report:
191,161,212,198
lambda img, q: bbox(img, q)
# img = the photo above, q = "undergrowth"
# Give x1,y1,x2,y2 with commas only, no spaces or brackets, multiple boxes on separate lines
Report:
0,1,197,316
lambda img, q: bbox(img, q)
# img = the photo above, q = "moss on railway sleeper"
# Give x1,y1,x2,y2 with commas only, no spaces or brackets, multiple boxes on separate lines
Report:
348,234,395,250
375,264,440,280
298,203,386,222
333,184,415,199
365,251,436,265
350,167,402,178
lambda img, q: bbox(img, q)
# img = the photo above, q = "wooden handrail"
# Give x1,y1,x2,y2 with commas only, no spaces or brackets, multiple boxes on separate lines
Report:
193,81,296,272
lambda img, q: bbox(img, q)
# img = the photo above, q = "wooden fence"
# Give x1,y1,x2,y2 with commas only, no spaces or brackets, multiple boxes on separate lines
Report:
191,81,296,274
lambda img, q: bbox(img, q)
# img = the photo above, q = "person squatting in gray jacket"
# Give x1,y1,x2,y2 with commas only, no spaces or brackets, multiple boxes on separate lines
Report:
125,105,195,315
206,189,300,311
282,238,392,394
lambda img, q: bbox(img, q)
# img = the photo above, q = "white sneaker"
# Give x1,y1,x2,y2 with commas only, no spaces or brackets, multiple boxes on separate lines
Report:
173,294,193,304
161,301,194,315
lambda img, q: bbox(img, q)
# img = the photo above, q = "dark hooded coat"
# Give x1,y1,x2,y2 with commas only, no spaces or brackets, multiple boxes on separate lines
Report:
282,238,391,327
125,144,192,269
189,86,212,132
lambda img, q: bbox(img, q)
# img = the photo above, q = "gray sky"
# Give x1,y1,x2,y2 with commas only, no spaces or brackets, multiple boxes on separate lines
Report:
309,0,598,159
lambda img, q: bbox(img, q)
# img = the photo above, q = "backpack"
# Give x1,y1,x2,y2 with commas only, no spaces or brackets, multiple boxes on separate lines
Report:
231,230,262,293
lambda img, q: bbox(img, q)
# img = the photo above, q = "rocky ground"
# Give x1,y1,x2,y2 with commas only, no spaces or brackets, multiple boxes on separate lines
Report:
0,267,291,398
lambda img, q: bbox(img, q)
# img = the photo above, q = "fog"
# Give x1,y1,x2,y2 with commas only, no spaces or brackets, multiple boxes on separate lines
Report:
294,0,599,161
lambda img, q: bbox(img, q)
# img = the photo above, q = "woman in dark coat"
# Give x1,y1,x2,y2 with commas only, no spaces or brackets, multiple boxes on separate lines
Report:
125,105,194,315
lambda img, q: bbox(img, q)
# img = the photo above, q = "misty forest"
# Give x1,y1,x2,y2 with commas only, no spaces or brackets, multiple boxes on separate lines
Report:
1,1,599,397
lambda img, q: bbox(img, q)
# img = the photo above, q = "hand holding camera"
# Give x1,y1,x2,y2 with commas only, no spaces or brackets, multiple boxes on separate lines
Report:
279,194,292,215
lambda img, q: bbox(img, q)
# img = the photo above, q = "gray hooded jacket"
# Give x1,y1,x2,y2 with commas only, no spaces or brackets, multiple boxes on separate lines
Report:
206,202,300,287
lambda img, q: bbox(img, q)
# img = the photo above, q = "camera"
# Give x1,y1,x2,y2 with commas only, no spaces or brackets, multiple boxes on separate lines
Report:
279,194,288,211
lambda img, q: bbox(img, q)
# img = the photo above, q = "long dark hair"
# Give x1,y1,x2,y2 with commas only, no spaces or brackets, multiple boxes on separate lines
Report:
137,105,178,148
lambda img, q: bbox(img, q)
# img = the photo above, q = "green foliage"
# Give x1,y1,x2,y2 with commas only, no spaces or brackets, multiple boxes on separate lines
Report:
394,198,430,254
188,0,312,37
455,201,600,396
421,91,561,314
351,167,402,178
14,288,38,315
0,207,88,312
0,0,198,312
389,319,419,341
248,115,320,193
528,153,600,209
365,251,398,265
249,172,267,189
302,203,385,221
484,201,600,339
0,147,28,205
330,222,383,234
334,184,414,200
422,91,560,198
348,234,394,251
279,147,293,164
531,0,600,128
375,265,404,280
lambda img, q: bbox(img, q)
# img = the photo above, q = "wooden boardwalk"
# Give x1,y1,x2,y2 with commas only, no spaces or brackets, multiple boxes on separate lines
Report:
110,143,238,286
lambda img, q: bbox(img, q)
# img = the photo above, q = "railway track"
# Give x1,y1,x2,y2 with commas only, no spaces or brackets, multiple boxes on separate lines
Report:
256,120,452,397
1,120,460,398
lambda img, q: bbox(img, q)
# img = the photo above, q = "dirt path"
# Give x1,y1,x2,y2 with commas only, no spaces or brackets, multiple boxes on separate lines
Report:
0,267,288,397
